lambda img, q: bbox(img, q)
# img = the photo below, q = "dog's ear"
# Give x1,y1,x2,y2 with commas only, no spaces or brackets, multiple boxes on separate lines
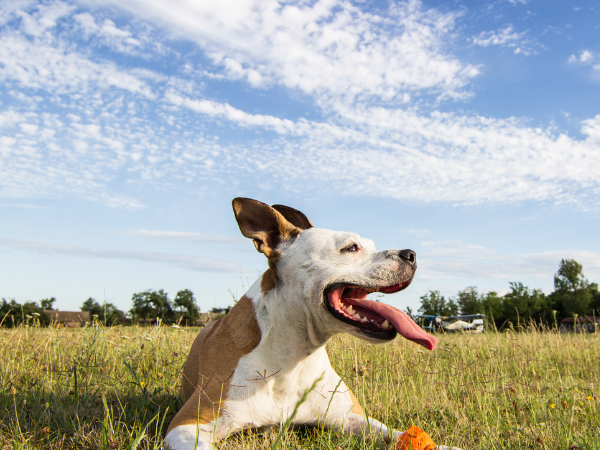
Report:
271,204,313,230
232,198,302,259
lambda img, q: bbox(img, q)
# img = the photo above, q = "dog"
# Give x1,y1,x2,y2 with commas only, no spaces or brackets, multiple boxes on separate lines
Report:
164,198,457,450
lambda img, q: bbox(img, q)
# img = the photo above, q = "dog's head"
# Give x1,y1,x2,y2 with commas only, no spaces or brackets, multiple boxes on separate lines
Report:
233,198,437,351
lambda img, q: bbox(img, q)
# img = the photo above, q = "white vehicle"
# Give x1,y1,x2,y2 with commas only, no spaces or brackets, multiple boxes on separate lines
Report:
416,314,487,333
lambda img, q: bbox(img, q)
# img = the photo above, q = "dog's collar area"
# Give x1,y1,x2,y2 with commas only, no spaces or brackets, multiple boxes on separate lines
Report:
324,282,438,350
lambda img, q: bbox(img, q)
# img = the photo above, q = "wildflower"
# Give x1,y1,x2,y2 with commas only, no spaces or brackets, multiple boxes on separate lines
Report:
121,336,129,339
10,386,17,395
549,404,556,409
586,396,592,401
32,312,40,317
145,337,152,341
171,324,180,329
140,381,145,388
25,315,32,319
41,427,50,435
178,329,184,332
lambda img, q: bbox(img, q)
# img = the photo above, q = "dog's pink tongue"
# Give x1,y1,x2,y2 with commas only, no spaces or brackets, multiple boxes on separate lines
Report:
351,298,437,350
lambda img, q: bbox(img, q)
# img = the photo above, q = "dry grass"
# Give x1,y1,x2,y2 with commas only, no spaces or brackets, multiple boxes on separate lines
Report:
1,321,599,449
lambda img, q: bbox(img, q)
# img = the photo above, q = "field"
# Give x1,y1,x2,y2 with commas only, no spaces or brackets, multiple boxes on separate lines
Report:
1,322,599,450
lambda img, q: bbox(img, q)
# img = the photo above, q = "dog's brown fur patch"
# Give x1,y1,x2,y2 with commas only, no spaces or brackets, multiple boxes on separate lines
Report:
348,389,365,416
260,266,277,294
167,295,262,433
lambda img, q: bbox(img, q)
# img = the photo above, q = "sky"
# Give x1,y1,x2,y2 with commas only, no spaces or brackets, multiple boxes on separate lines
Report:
1,0,599,315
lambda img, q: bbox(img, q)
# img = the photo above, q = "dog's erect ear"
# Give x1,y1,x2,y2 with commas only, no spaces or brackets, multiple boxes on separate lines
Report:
271,204,313,230
232,198,302,259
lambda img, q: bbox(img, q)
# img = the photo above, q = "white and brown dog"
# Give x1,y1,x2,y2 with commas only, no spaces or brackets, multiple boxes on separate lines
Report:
164,198,454,450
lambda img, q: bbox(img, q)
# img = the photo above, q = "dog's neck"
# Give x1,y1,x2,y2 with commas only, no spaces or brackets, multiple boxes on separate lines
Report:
245,276,335,370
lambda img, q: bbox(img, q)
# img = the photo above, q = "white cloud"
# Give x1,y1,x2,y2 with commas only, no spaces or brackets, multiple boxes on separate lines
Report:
568,50,593,63
0,238,243,273
0,32,155,98
1,0,600,211
94,0,479,103
0,203,53,209
472,25,532,55
112,229,247,245
418,240,600,282
398,228,433,237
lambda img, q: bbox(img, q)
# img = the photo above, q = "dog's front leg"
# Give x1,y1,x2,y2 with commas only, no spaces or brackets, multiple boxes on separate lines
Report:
321,380,461,450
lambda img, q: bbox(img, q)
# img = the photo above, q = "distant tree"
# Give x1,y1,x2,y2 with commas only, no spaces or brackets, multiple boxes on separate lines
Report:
0,299,49,327
81,298,103,316
590,283,600,315
502,282,548,328
456,286,483,315
40,297,57,310
209,306,232,315
549,259,593,319
404,306,414,318
0,298,21,327
130,289,174,323
81,297,125,325
173,289,200,324
418,291,458,316
480,291,504,327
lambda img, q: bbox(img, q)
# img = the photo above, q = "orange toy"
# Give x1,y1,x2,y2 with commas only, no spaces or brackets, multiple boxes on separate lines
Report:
395,426,437,450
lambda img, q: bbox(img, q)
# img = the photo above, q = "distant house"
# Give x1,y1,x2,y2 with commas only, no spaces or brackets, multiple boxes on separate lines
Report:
560,316,599,333
44,310,90,327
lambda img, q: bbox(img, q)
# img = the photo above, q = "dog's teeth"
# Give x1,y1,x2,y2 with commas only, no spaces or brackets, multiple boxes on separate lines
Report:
361,317,368,322
347,305,355,314
353,313,362,320
382,319,390,329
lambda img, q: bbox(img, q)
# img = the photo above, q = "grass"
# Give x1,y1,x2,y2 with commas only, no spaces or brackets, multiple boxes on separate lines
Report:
0,321,599,449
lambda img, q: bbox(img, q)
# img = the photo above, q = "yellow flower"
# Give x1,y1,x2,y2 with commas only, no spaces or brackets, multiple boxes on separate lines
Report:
586,396,592,401
549,404,556,409
140,381,145,387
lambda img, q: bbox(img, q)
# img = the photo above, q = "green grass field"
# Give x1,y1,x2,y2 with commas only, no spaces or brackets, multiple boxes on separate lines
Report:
1,322,598,449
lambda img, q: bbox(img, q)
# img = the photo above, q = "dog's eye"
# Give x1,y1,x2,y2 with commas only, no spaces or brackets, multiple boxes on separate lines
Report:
341,243,359,253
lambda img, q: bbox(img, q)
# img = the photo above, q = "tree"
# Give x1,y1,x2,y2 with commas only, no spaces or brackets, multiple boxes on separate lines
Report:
549,259,593,318
456,286,483,315
130,289,174,323
173,289,200,324
418,291,458,316
480,291,504,327
81,297,125,325
502,282,548,328
40,297,56,310
0,299,49,327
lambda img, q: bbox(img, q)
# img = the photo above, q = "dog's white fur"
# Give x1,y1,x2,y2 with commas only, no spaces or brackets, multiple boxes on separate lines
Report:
164,199,458,450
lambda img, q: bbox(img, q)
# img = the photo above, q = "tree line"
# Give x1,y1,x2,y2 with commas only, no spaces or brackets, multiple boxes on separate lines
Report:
0,288,230,327
415,259,600,328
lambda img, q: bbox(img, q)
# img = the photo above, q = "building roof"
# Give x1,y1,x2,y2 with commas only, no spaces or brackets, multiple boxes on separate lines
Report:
44,310,91,322
560,316,599,324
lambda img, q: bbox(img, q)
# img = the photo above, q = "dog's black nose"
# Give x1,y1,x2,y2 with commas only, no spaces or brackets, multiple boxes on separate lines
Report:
399,249,416,265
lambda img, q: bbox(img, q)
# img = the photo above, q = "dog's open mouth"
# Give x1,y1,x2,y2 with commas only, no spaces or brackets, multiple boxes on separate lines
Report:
325,282,437,350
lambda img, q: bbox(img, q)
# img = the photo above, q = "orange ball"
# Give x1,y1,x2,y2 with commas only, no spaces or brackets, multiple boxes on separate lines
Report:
395,426,437,450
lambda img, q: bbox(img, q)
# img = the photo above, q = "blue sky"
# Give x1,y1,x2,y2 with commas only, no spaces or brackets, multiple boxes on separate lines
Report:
1,0,599,314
